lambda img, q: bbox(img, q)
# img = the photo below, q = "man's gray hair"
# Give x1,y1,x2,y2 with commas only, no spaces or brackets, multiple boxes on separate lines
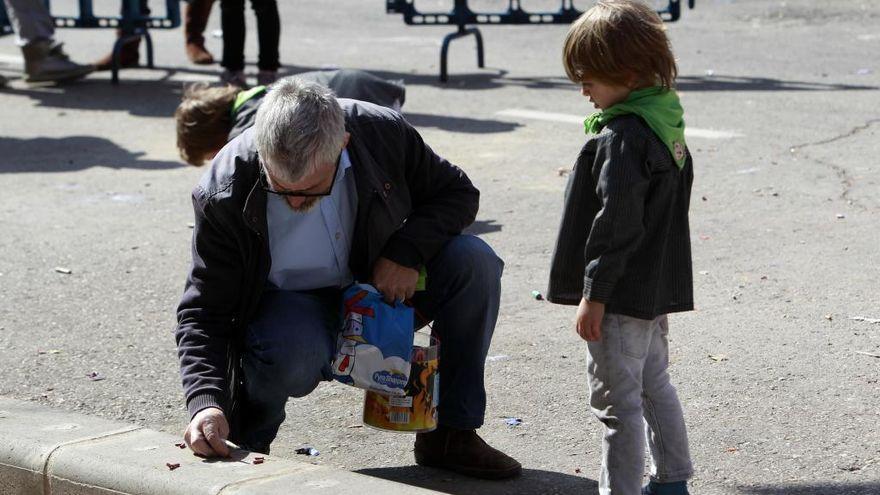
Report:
253,77,346,183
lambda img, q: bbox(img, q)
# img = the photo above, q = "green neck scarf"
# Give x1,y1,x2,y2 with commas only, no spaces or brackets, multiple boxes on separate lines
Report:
584,87,687,169
231,85,267,115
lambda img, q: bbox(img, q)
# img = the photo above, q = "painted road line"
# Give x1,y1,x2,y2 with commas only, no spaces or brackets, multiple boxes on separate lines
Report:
496,108,743,139
0,53,24,65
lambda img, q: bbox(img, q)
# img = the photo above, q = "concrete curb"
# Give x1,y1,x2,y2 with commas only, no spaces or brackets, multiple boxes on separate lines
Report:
0,397,442,495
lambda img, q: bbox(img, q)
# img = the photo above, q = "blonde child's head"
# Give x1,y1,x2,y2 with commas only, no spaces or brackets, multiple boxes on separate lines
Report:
562,0,677,90
174,83,241,166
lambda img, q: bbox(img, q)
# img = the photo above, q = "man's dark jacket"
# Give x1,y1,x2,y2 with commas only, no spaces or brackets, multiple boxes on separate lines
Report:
547,114,694,320
176,99,479,421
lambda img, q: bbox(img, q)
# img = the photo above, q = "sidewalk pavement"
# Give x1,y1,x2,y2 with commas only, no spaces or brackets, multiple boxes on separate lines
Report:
0,397,441,495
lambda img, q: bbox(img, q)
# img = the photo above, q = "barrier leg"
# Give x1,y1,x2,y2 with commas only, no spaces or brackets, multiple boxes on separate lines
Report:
144,30,154,68
470,27,484,68
110,36,127,84
439,25,486,83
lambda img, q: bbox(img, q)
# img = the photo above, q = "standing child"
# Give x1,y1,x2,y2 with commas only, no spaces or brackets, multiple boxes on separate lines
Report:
546,1,695,494
219,0,280,87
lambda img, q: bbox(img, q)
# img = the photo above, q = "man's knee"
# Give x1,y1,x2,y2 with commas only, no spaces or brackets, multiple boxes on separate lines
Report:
438,235,504,281
245,338,332,401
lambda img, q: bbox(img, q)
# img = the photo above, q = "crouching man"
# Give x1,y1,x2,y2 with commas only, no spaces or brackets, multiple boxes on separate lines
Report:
175,78,521,479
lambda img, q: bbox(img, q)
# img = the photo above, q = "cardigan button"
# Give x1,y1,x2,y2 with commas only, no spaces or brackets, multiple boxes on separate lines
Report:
384,182,392,190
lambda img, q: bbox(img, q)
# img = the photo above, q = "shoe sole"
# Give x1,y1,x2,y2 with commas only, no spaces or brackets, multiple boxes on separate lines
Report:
25,68,93,83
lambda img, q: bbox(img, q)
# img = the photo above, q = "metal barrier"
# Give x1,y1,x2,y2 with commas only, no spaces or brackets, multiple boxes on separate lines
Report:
0,1,13,36
387,0,696,81
0,0,181,83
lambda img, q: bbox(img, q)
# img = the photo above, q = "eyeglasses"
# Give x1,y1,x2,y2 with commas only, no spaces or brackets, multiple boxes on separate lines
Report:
260,152,342,198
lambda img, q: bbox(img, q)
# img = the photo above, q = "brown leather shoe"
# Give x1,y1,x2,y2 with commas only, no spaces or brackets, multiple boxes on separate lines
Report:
414,426,522,480
184,0,215,64
94,35,140,71
185,42,214,64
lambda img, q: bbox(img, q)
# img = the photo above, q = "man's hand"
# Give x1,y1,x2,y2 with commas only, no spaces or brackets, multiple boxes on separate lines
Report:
372,257,420,303
575,298,605,342
183,407,231,458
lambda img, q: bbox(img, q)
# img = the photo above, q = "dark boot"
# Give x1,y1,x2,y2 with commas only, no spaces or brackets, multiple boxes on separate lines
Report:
643,481,690,495
184,0,215,64
94,32,141,71
414,425,521,480
21,40,93,83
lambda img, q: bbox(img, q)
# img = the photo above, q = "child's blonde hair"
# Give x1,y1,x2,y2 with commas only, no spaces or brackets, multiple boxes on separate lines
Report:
562,0,677,89
174,83,240,166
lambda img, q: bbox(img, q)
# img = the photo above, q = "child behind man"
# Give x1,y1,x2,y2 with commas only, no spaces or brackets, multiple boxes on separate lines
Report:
546,1,695,494
174,69,406,167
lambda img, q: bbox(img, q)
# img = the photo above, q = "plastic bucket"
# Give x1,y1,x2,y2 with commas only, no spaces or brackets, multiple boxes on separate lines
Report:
362,333,439,433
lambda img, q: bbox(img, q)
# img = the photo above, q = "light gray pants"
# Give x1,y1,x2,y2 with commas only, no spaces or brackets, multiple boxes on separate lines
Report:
3,0,55,46
587,313,693,495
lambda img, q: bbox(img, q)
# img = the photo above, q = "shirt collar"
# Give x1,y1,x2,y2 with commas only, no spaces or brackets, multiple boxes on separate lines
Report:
337,148,353,183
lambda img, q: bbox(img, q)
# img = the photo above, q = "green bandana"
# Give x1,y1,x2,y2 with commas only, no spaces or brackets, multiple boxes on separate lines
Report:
584,87,687,169
231,85,267,116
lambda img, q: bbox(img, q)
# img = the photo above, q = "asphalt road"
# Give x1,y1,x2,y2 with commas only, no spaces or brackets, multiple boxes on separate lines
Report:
1,1,879,494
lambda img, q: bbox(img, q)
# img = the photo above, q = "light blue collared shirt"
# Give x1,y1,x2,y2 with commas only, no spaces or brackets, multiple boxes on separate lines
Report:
266,150,358,291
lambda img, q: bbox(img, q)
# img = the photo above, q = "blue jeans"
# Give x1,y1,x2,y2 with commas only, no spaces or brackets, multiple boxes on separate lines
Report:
240,235,503,452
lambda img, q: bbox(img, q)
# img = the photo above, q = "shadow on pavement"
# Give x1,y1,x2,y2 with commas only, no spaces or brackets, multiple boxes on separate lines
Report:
677,74,878,92
405,113,520,134
0,136,181,172
738,482,880,495
280,64,573,92
356,466,597,495
465,219,503,235
0,75,186,118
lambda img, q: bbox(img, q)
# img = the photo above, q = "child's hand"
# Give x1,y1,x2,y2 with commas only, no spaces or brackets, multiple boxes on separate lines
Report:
575,298,605,342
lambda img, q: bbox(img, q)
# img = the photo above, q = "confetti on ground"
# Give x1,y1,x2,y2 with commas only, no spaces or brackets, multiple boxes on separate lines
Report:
504,417,523,427
253,457,265,465
486,355,509,362
86,372,105,381
166,463,180,471
855,351,880,359
708,354,729,362
54,267,72,274
531,290,544,301
295,447,320,456
175,443,186,449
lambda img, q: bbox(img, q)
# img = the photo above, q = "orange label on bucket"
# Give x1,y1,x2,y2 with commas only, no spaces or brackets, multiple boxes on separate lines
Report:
363,334,439,433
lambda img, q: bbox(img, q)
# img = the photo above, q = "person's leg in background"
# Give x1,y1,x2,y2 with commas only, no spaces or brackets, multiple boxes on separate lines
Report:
94,0,150,71
3,0,92,82
184,0,215,64
219,0,247,86
249,0,279,86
